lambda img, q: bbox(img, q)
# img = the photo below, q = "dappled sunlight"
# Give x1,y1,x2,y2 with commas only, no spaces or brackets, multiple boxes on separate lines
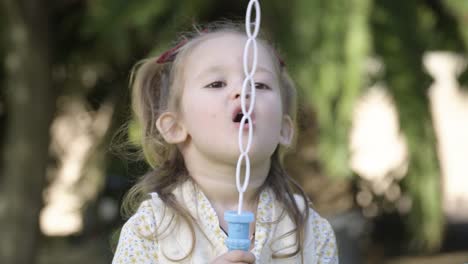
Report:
350,52,468,223
40,98,114,236
350,85,410,217
425,52,468,222
350,85,408,190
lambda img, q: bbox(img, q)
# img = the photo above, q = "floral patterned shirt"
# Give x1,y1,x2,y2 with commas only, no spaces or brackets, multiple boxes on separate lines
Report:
113,180,338,263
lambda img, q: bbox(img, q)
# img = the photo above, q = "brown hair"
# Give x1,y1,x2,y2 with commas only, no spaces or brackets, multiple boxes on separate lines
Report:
121,21,310,261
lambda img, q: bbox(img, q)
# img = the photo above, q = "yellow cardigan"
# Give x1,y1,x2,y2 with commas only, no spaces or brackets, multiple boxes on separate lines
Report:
113,180,338,263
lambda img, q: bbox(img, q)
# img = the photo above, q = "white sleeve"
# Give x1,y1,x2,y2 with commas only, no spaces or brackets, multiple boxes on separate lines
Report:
304,209,339,264
112,201,160,264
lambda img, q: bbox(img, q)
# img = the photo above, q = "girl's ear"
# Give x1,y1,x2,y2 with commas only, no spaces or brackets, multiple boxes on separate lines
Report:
279,115,294,146
156,112,188,144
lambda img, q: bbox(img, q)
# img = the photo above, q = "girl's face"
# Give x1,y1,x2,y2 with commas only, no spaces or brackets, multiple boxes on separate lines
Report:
178,32,292,165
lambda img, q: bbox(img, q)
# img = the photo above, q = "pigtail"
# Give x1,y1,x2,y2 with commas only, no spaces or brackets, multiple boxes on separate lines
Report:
267,149,309,261
130,59,173,168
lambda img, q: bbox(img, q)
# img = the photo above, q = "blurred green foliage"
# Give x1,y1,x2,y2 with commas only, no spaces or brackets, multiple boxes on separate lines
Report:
2,0,468,255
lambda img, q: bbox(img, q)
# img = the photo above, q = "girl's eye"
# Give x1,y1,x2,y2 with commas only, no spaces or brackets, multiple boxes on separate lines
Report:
255,82,271,90
205,81,226,88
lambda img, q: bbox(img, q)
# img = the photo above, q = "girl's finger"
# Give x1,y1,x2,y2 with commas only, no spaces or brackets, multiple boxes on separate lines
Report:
225,250,256,263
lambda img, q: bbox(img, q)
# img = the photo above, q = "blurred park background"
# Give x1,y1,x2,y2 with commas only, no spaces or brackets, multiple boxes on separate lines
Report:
1,0,468,263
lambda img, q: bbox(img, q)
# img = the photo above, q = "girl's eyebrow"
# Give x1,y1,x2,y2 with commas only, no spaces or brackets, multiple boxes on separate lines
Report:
194,66,224,80
194,65,275,80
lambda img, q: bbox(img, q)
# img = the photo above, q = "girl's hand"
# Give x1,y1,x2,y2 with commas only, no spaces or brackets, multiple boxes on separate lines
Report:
211,250,256,264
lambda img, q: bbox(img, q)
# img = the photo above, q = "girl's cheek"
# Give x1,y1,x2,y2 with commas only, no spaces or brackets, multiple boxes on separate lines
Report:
209,113,218,119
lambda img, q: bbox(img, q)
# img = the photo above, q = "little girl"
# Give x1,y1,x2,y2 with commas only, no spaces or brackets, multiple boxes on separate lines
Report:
113,22,338,264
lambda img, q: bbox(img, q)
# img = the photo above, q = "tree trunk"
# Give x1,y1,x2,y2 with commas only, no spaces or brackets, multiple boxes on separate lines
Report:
0,0,53,263
372,0,443,251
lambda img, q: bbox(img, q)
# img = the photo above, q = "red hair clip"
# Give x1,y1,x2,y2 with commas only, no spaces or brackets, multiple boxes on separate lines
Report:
273,49,286,68
156,29,209,64
156,38,188,64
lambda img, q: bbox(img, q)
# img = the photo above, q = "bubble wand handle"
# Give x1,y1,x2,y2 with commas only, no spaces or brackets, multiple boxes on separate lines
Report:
224,0,261,252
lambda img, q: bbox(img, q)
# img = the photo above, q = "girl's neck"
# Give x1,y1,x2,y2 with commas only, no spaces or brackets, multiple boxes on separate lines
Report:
185,155,270,213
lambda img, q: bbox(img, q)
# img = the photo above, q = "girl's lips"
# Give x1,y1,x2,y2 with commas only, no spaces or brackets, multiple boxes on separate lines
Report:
231,105,256,132
234,121,255,130
231,106,256,123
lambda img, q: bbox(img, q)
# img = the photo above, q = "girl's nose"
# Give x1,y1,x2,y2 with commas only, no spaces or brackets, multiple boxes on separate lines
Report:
234,93,250,99
230,79,250,100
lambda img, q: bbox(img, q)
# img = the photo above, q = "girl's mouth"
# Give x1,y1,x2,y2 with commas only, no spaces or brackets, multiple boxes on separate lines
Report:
233,112,247,123
232,110,255,130
232,106,255,123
